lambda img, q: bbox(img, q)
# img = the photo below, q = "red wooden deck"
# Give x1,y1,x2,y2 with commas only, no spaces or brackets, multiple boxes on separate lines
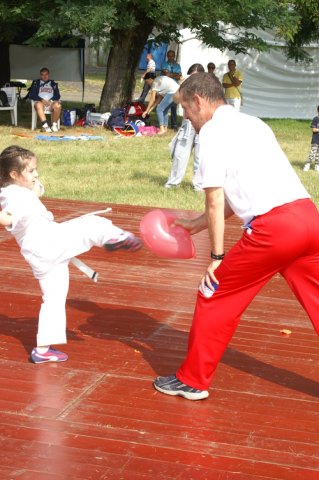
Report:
0,199,318,480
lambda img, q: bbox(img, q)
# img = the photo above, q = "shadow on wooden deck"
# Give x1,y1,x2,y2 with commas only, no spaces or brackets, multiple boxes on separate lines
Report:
0,199,318,480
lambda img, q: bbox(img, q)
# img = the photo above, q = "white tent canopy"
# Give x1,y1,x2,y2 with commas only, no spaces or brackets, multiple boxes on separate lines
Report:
178,29,319,119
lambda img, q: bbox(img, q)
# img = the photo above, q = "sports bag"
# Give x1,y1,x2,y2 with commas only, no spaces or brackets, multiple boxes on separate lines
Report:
106,108,126,130
62,109,77,126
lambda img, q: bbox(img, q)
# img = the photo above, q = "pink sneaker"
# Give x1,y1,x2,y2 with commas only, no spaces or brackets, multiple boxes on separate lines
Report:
30,347,68,364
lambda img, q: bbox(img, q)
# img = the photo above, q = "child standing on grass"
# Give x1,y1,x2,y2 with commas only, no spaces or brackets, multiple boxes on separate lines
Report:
303,105,319,172
0,145,143,364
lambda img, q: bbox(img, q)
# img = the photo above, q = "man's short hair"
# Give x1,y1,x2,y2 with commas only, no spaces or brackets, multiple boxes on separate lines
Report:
40,67,50,74
144,72,156,80
187,63,205,75
179,72,225,104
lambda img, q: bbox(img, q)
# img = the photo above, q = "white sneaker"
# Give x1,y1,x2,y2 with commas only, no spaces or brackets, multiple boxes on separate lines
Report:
41,126,52,133
51,123,59,133
303,164,310,172
315,165,319,172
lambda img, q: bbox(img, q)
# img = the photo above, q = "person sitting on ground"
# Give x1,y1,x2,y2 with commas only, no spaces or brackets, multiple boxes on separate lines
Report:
141,72,179,135
29,67,62,133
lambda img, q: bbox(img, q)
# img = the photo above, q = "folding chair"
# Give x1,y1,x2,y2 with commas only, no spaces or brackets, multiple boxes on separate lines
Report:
0,86,18,126
31,100,61,130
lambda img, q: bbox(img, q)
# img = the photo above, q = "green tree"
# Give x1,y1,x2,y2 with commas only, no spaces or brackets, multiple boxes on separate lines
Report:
284,0,319,61
0,1,315,110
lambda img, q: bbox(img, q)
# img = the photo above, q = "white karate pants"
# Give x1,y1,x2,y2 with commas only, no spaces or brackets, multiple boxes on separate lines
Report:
24,215,124,347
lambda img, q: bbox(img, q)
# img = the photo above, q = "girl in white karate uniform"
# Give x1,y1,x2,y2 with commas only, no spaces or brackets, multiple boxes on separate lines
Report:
0,145,143,364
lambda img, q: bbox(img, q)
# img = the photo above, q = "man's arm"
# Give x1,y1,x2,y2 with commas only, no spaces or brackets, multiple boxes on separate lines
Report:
201,186,226,290
52,81,61,101
228,71,242,87
222,73,242,89
28,80,41,101
175,194,233,234
205,187,225,258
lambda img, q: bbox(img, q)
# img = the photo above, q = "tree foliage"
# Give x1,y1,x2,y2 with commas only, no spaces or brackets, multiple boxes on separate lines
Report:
0,1,317,109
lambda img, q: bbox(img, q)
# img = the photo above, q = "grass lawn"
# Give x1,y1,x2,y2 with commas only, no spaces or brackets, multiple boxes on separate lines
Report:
0,92,316,212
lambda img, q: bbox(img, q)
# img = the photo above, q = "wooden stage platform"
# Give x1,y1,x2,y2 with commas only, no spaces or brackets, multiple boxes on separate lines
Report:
0,199,318,480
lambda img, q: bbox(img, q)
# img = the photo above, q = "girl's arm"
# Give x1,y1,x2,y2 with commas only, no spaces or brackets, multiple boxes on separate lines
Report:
142,90,157,116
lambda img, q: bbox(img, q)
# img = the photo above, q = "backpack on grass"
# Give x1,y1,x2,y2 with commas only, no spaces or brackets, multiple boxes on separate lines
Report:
106,108,126,130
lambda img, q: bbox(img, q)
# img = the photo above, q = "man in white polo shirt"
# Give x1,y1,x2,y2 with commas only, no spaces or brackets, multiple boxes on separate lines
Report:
154,72,319,401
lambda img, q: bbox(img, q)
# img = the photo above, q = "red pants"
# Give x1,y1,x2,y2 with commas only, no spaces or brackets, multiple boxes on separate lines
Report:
177,199,319,390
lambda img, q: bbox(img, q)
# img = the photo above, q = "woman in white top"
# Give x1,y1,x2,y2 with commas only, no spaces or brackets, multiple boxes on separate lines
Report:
142,72,179,134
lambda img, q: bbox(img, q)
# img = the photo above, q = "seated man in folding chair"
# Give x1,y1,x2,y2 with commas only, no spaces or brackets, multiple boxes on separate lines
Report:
29,67,61,132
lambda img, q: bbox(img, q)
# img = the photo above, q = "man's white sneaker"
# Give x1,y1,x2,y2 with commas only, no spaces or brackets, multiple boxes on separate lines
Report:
303,164,310,172
42,125,52,133
51,123,59,133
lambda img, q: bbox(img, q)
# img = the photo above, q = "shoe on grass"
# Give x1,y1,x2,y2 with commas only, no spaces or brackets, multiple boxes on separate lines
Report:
41,124,52,133
51,123,59,133
153,374,209,401
31,347,68,364
303,164,310,172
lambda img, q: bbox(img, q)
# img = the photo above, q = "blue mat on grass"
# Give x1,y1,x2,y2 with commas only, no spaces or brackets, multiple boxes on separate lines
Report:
36,134,104,142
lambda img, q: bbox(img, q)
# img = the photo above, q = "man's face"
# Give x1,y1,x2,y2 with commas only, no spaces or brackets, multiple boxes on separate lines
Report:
180,92,213,134
167,51,175,63
40,70,49,82
228,61,236,72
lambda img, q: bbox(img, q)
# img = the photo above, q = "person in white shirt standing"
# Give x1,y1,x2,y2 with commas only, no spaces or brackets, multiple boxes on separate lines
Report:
29,67,62,133
154,72,319,401
138,53,156,104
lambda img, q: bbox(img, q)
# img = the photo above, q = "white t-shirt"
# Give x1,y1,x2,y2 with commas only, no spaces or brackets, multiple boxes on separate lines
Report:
199,105,310,224
147,59,156,72
38,81,55,100
151,76,179,96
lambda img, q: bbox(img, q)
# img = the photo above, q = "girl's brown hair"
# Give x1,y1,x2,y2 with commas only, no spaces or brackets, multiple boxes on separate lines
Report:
0,145,35,187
